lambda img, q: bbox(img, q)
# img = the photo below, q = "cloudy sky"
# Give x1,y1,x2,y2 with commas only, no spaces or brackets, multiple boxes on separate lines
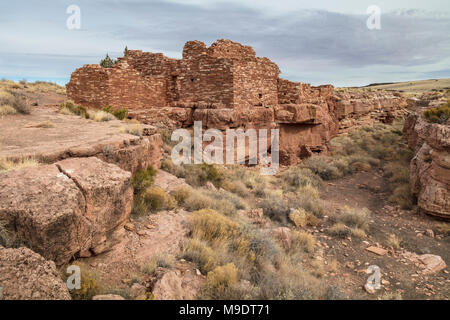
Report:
1,0,449,86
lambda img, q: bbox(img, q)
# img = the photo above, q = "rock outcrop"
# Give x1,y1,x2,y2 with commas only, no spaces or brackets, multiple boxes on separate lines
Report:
0,246,71,300
67,39,406,165
404,112,450,219
0,157,133,265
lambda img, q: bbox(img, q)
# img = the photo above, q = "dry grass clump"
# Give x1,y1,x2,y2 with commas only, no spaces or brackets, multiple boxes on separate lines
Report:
328,206,371,239
140,254,175,275
59,100,88,118
28,120,54,128
170,186,192,205
188,209,241,242
0,89,30,114
290,231,316,253
141,187,176,212
183,188,245,216
387,234,402,250
281,167,322,191
0,157,40,173
88,110,116,122
0,105,17,116
203,263,239,295
161,161,225,189
121,121,143,137
182,238,219,273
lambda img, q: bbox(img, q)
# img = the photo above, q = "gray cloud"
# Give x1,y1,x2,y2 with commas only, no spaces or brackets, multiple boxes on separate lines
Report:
0,0,449,86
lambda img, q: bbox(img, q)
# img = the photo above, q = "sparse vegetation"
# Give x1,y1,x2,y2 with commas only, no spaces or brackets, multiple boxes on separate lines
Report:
64,262,101,300
99,53,117,68
387,234,402,250
59,100,88,118
0,89,31,114
0,157,40,173
424,102,450,124
328,207,371,239
102,106,128,120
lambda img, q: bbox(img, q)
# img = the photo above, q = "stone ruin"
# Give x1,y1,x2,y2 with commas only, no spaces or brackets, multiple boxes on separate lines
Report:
67,39,407,165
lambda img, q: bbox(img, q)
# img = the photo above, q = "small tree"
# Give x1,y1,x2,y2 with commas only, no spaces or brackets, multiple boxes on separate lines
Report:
99,53,116,68
124,46,128,56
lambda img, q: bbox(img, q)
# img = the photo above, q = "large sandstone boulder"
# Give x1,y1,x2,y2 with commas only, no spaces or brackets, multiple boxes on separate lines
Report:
404,113,450,219
0,246,71,300
0,157,133,265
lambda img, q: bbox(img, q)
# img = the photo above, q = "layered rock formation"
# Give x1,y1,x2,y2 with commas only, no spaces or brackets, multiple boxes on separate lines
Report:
404,112,450,219
0,246,71,300
0,157,133,265
67,39,406,165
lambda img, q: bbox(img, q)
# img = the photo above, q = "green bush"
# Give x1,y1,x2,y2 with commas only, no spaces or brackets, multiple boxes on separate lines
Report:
59,100,88,118
132,165,156,194
102,106,128,120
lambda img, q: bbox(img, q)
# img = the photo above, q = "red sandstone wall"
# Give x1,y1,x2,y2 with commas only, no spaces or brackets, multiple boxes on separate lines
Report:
232,58,279,109
66,65,110,108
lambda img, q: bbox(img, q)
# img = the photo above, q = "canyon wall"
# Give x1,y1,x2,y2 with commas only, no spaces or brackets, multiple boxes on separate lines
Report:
404,112,450,219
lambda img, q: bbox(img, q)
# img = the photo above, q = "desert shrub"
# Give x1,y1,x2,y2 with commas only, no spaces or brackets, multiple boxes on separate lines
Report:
336,206,371,232
188,209,240,243
182,238,219,273
132,165,156,194
290,231,316,253
0,157,40,173
281,167,321,191
0,90,30,114
222,180,249,197
388,185,413,209
102,105,128,120
256,263,327,300
59,100,88,118
170,186,192,205
67,263,101,300
184,164,225,188
300,156,342,180
161,158,187,178
0,105,17,116
289,208,319,228
142,187,176,212
287,193,326,218
201,263,239,297
296,183,320,200
260,193,290,223
424,103,450,124
183,189,244,216
328,223,352,238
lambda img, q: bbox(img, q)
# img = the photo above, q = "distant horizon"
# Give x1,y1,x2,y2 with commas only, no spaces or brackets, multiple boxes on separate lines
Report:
2,74,450,89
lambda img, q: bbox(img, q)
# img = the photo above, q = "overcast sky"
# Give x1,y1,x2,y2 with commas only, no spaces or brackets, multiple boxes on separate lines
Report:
1,0,449,86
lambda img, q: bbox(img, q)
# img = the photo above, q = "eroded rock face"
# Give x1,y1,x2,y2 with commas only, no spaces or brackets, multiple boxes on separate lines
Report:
0,157,133,265
0,246,71,300
404,113,450,219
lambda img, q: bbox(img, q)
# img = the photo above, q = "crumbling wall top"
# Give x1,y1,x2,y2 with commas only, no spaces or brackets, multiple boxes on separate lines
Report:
207,39,256,60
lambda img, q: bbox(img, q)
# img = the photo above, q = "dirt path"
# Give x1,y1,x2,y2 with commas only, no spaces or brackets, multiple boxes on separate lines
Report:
318,170,450,299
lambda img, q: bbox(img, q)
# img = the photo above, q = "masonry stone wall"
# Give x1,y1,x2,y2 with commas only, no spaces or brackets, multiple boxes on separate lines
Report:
67,39,407,165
